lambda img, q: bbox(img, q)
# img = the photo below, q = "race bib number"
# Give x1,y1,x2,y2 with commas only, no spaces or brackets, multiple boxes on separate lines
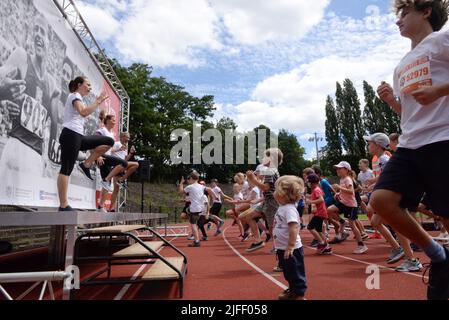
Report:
399,56,432,95
20,95,48,139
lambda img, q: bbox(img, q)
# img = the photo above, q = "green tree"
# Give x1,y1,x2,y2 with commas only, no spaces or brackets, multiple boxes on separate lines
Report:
324,95,342,167
278,130,307,176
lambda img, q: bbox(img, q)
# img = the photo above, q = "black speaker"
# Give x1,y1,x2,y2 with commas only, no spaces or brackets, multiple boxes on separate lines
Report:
137,160,151,181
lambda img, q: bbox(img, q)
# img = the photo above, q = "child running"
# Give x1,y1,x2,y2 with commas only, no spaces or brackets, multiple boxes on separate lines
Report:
178,171,213,247
365,133,405,264
328,161,368,254
306,174,332,254
375,0,449,299
273,175,307,300
244,148,283,252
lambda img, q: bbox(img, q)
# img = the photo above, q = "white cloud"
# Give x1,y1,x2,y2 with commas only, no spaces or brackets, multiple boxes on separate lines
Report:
223,13,410,135
211,0,330,45
76,1,121,41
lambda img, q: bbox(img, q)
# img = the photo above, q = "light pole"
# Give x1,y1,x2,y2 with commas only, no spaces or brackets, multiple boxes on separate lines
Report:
308,133,324,167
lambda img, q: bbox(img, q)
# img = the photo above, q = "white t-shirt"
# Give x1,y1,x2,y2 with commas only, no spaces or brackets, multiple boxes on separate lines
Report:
112,141,127,160
393,30,449,149
211,186,222,203
273,203,302,250
200,195,209,216
63,92,84,135
358,169,374,186
241,181,250,200
184,183,206,213
234,192,244,210
250,187,261,209
96,127,115,155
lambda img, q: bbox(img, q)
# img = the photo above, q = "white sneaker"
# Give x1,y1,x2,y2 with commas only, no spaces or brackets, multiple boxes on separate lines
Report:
353,245,368,254
101,180,114,192
437,232,449,239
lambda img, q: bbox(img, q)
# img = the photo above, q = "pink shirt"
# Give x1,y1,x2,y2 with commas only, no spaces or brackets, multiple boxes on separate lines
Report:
338,176,357,208
311,187,328,218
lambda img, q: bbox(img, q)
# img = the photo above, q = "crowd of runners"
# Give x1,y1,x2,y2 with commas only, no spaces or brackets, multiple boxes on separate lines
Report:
12,0,446,301
175,0,449,300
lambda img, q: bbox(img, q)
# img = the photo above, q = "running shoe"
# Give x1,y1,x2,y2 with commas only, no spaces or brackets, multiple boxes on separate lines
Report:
187,235,195,241
101,180,114,192
395,258,423,272
387,247,405,264
78,162,93,180
58,206,75,212
273,266,283,272
202,236,208,241
353,245,368,254
361,233,369,240
245,241,265,252
369,232,382,239
188,241,201,247
278,289,303,300
425,247,449,300
320,245,333,255
310,239,319,247
329,236,342,244
241,232,250,242
437,232,449,239
207,223,212,230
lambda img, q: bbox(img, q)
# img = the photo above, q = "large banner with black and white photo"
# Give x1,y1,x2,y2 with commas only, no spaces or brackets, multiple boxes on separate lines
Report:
0,0,121,209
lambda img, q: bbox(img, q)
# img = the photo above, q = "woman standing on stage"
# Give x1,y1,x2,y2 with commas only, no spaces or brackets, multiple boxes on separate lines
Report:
57,76,114,211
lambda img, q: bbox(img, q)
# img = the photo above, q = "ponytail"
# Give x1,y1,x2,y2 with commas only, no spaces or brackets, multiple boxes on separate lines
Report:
68,76,86,93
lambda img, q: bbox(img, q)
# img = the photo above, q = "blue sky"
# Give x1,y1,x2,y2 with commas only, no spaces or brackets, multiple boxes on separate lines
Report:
76,0,411,160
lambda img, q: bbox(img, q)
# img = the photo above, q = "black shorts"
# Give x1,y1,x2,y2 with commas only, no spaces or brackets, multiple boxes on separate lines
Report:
374,141,449,217
355,192,362,207
99,154,128,180
189,212,200,225
334,201,358,221
59,128,114,176
210,202,222,215
307,216,325,232
182,202,191,214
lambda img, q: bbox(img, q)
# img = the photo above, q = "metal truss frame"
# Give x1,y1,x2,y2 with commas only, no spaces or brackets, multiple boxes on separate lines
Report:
52,0,130,133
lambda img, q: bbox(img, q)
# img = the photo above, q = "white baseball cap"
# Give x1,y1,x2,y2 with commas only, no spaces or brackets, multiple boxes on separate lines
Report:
333,161,351,170
364,133,390,149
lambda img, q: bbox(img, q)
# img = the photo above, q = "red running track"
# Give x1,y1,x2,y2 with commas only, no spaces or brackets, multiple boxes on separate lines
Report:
0,220,436,300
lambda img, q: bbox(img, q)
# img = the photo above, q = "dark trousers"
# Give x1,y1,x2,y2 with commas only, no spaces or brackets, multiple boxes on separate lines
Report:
197,216,210,238
276,247,307,296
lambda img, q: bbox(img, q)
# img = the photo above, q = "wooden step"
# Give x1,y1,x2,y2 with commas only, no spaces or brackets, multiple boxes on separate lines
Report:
84,225,146,234
142,257,184,280
112,241,164,257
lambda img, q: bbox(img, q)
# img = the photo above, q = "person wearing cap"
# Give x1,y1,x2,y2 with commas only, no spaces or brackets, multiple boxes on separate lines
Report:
364,133,406,264
305,174,332,255
375,0,449,299
178,171,215,247
327,161,368,254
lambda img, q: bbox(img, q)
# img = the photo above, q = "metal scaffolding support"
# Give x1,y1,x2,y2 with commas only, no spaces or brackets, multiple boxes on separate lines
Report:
52,0,130,134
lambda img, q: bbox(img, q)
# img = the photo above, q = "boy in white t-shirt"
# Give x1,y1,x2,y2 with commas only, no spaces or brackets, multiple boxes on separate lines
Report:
365,133,405,264
178,171,214,247
376,1,449,298
273,175,307,300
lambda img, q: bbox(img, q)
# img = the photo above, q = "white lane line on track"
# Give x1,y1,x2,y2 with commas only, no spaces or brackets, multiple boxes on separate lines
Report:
114,234,180,300
303,245,428,280
222,227,288,291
